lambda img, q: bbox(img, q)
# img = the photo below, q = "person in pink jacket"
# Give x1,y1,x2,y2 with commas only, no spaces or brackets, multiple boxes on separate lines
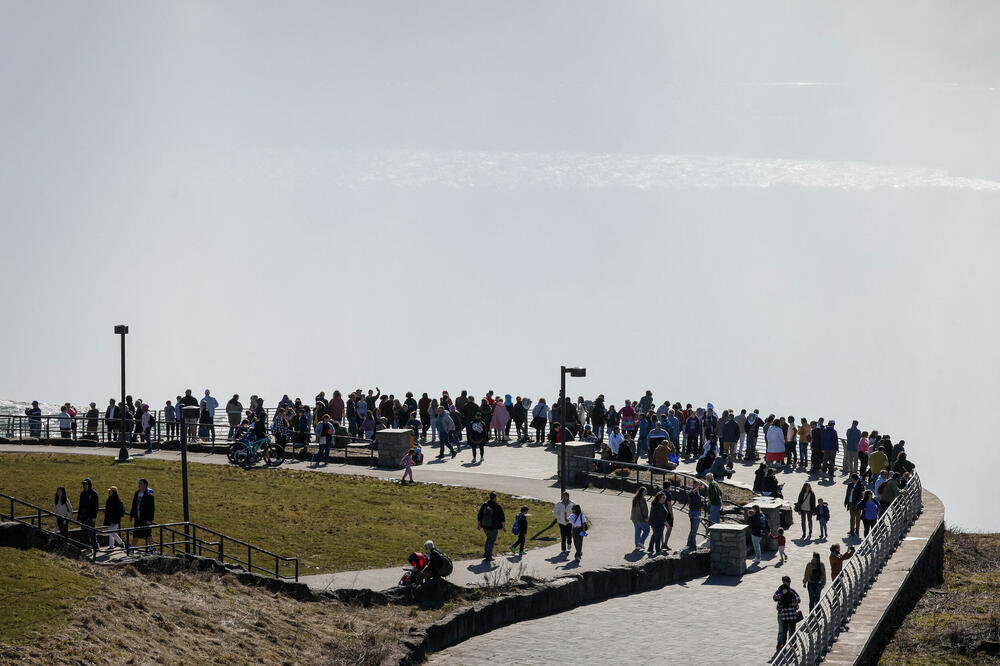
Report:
489,400,510,442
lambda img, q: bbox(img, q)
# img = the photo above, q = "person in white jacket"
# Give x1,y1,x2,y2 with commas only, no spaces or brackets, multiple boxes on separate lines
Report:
766,419,787,468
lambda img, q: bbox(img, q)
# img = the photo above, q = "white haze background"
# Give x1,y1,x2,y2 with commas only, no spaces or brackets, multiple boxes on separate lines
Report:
1,2,998,529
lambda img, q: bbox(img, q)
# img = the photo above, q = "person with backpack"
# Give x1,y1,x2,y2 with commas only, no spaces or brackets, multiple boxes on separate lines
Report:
803,552,827,611
477,492,506,561
509,506,529,555
774,576,802,650
410,540,454,584
748,505,770,565
103,486,127,550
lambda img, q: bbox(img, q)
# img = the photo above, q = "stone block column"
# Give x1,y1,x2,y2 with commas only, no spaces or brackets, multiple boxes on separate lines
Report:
376,428,413,468
709,523,749,576
745,498,793,551
557,443,596,486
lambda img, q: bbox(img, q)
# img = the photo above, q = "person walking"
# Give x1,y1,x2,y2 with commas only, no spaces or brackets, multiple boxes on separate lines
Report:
509,506,528,556
567,503,589,561
103,486,127,550
844,473,865,537
861,489,879,536
53,486,72,538
434,407,457,458
128,478,157,555
630,487,650,550
553,492,574,553
706,473,722,525
773,576,802,650
647,491,668,555
77,477,100,551
803,552,827,611
795,483,817,540
400,447,416,484
687,484,703,549
477,492,506,561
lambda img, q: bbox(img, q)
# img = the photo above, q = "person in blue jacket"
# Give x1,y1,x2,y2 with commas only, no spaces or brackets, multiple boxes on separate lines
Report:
24,401,42,438
821,420,839,482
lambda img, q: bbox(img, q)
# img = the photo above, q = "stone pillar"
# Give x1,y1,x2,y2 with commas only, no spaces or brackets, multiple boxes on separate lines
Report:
557,443,596,486
709,523,749,576
376,428,413,468
745,498,793,551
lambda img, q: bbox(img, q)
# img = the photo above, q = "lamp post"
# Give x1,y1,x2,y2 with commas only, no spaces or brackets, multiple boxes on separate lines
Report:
113,325,131,463
179,404,194,552
559,365,586,495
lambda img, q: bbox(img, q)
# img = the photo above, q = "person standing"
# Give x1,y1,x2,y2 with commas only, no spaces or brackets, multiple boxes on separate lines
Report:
858,431,871,483
225,394,243,440
809,419,824,474
590,396,606,443
795,483,817,540
434,407,457,458
748,505,770,565
829,544,856,579
553,491,574,553
721,414,740,467
202,389,219,422
766,419,786,468
844,473,865,537
83,402,99,441
128,478,157,555
820,420,839,481
58,405,71,438
745,410,762,461
77,477,100,551
773,576,802,651
313,413,334,466
567,503,588,561
178,389,199,440
803,552,827,611
687,484,703,549
734,409,747,460
103,486,127,550
490,399,510,443
797,417,811,469
53,486,72,537
706,473,722,524
844,420,861,476
25,400,42,438
648,491,668,555
861,490,879,536
476,492,506,561
163,400,176,439
630,487,650,550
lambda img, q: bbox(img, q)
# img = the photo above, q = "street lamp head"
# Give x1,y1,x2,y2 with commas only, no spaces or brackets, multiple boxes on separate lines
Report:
567,367,586,378
114,325,129,335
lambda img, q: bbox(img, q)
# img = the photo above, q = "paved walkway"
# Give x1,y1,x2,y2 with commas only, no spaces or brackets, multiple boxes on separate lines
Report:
429,459,862,665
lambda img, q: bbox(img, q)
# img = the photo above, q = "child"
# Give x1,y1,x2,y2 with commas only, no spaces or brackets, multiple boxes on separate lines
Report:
407,413,422,441
769,527,787,563
815,499,830,539
510,505,528,555
400,448,415,484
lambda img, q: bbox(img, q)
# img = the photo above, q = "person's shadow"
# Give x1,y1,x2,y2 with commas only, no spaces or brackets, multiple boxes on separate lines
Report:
624,550,646,562
545,551,570,563
561,559,581,570
466,560,495,574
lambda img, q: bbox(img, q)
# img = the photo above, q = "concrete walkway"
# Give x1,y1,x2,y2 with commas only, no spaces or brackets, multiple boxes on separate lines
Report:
428,458,863,665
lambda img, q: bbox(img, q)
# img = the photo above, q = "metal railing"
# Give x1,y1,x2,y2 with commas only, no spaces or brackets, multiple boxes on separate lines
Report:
0,491,299,580
771,472,923,665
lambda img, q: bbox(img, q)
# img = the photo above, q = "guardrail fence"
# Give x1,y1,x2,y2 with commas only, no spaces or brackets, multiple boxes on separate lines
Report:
771,472,923,665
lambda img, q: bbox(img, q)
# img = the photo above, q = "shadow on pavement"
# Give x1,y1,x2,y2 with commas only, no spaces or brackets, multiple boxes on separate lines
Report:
466,560,496,574
702,574,742,586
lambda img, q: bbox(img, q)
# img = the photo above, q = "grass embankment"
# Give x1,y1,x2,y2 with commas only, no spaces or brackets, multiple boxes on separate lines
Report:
0,453,555,573
880,530,1000,665
0,548,445,664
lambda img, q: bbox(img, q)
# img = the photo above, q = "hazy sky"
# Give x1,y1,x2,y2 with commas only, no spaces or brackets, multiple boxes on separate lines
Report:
1,2,998,529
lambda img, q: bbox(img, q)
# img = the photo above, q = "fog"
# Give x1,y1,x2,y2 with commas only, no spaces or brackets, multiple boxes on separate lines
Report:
1,2,998,529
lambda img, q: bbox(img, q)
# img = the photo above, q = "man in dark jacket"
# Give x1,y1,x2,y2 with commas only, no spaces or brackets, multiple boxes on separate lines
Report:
128,478,156,554
821,421,839,481
844,473,866,537
476,492,506,561
809,419,824,474
590,397,607,443
78,477,100,550
721,416,740,467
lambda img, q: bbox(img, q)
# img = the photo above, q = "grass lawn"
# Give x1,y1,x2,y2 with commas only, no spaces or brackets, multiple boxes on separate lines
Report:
0,548,100,642
0,548,451,663
0,453,555,573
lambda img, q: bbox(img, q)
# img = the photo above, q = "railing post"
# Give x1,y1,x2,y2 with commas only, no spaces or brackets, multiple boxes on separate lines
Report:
295,558,299,582
248,544,252,573
219,537,224,564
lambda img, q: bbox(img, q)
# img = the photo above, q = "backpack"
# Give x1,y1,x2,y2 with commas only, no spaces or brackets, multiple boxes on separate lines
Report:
432,548,453,577
512,512,523,536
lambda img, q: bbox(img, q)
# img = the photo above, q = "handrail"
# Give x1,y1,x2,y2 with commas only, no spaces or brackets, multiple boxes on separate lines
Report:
771,472,923,664
0,491,299,581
